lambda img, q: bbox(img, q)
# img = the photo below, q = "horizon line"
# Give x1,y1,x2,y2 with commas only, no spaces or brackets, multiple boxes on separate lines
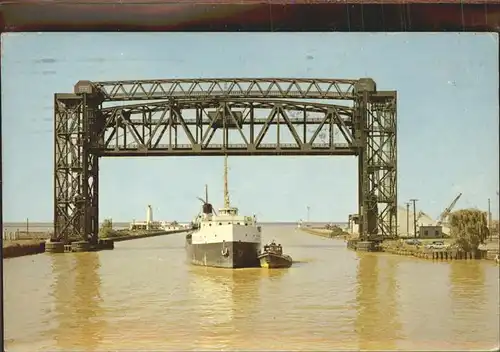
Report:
2,220,348,224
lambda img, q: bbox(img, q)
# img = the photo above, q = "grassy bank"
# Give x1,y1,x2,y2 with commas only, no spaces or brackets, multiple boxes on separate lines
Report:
2,240,46,259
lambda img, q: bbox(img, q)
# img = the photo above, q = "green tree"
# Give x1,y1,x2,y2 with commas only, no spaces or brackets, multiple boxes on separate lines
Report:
99,218,115,238
449,209,489,253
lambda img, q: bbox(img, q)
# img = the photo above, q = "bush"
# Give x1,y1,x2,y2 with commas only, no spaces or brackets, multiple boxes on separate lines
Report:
449,209,489,252
99,218,116,238
331,225,348,238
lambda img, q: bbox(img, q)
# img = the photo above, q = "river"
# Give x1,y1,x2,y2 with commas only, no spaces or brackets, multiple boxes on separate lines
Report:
3,225,499,351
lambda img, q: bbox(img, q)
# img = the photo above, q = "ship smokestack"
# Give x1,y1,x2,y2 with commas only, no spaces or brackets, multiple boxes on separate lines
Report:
202,184,213,214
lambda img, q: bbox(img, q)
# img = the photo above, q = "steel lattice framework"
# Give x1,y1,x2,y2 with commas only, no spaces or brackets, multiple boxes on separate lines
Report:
54,78,397,244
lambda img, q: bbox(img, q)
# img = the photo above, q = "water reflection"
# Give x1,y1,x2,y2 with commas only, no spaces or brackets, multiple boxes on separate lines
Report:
187,267,288,349
449,261,489,349
47,253,105,351
378,256,404,347
3,228,499,351
355,253,403,350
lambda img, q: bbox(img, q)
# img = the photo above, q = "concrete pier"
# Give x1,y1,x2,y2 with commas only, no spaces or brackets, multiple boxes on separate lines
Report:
45,239,115,254
3,240,46,258
6,229,187,258
71,241,91,252
45,241,65,253
346,239,382,252
44,229,187,255
356,241,378,252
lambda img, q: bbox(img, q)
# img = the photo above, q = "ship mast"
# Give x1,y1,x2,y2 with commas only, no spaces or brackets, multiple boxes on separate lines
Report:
223,154,230,208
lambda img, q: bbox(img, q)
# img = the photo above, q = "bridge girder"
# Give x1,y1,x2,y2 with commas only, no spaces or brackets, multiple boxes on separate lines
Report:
95,99,357,157
54,78,397,244
75,78,359,101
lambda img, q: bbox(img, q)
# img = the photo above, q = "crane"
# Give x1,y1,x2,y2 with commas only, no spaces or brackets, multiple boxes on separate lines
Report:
415,210,425,223
437,193,462,225
414,210,433,231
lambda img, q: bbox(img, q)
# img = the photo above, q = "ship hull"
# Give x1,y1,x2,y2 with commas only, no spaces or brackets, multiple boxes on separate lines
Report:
186,236,260,268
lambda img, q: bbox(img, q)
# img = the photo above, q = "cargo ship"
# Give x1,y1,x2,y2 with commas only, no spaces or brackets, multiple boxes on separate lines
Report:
185,155,262,268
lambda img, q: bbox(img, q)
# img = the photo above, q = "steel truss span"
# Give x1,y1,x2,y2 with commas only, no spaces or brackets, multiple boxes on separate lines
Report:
54,78,397,244
97,99,357,156
80,78,359,101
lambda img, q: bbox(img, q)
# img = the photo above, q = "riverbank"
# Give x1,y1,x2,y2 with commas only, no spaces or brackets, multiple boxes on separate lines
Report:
299,227,348,239
478,238,499,261
3,228,189,259
2,240,46,259
380,240,464,260
300,227,333,237
379,239,497,262
104,228,188,242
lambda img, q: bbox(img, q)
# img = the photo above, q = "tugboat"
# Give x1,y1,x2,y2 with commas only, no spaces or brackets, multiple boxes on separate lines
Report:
185,154,262,269
258,241,293,269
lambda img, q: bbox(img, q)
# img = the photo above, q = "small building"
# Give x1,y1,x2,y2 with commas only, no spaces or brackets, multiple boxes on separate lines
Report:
129,204,162,230
161,221,183,230
129,220,162,231
418,225,443,239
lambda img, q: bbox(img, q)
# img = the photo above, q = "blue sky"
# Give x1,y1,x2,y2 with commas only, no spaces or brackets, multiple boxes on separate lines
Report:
1,32,498,222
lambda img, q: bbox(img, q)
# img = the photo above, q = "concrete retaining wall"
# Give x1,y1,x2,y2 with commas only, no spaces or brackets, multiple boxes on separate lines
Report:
106,229,187,242
300,228,333,237
382,245,484,261
3,229,188,259
3,241,46,259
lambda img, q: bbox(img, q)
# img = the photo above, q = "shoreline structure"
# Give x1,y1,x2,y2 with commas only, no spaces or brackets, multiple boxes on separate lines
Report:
298,227,499,263
2,229,187,259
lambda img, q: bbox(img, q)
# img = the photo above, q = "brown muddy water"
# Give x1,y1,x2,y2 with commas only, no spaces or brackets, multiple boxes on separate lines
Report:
3,225,499,351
